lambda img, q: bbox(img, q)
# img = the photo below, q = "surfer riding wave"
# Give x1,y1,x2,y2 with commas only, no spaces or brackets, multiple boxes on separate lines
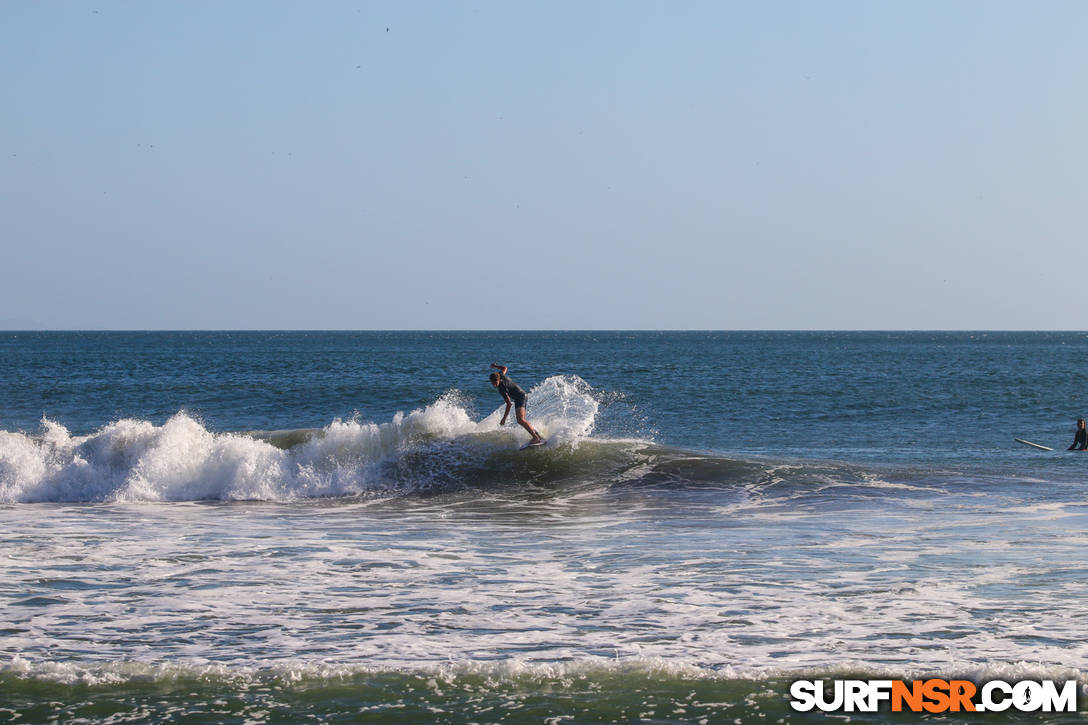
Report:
489,363,545,445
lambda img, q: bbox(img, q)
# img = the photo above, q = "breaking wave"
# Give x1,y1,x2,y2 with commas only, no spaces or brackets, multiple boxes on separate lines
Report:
0,376,620,503
2,657,1083,725
0,372,991,505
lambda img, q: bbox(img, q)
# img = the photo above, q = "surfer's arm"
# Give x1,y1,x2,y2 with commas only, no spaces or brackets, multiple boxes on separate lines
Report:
499,397,512,425
490,363,508,376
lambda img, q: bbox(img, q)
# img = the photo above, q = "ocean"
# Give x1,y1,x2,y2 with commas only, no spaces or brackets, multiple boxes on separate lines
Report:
1,331,1086,724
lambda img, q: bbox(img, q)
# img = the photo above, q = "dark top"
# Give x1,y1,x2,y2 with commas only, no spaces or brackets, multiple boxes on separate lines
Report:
1069,427,1087,451
496,373,527,406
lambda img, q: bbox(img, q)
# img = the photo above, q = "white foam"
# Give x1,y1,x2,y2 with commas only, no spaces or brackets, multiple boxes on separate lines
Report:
4,653,1083,689
0,378,603,503
3,459,1087,685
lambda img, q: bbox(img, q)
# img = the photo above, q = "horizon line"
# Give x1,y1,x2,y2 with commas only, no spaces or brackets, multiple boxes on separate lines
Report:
2,329,1086,334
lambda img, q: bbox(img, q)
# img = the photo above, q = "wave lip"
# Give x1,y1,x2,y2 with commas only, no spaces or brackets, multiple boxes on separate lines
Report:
0,376,605,503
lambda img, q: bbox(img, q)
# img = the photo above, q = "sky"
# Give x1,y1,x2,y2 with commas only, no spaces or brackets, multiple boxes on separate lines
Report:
1,0,1085,330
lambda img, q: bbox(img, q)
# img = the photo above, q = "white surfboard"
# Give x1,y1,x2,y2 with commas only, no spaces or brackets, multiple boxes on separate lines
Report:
1015,438,1053,451
520,439,548,450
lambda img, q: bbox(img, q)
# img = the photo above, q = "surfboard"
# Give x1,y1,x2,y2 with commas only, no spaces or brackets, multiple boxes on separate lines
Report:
1015,438,1053,451
520,439,548,450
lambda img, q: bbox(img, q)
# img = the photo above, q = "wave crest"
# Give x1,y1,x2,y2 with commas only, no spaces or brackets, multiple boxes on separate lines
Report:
0,376,605,503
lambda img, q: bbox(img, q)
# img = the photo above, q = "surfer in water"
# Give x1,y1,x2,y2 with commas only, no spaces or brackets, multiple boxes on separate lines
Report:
489,363,545,445
1068,418,1087,451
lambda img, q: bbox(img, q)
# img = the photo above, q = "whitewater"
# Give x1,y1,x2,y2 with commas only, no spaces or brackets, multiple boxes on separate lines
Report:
0,376,599,503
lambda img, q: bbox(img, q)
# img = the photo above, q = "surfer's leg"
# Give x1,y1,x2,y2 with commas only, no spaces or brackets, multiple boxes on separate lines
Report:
515,407,543,442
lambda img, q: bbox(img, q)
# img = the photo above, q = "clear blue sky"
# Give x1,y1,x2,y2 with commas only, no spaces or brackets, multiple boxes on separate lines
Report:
2,1,1085,329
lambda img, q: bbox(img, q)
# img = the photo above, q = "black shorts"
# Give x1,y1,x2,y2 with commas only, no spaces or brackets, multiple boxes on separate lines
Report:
511,393,527,411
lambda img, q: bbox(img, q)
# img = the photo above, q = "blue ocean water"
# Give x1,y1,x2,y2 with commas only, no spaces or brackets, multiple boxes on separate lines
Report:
1,332,1087,723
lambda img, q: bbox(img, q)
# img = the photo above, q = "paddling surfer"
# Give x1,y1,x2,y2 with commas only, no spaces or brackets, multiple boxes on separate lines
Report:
489,363,545,444
1068,418,1087,451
